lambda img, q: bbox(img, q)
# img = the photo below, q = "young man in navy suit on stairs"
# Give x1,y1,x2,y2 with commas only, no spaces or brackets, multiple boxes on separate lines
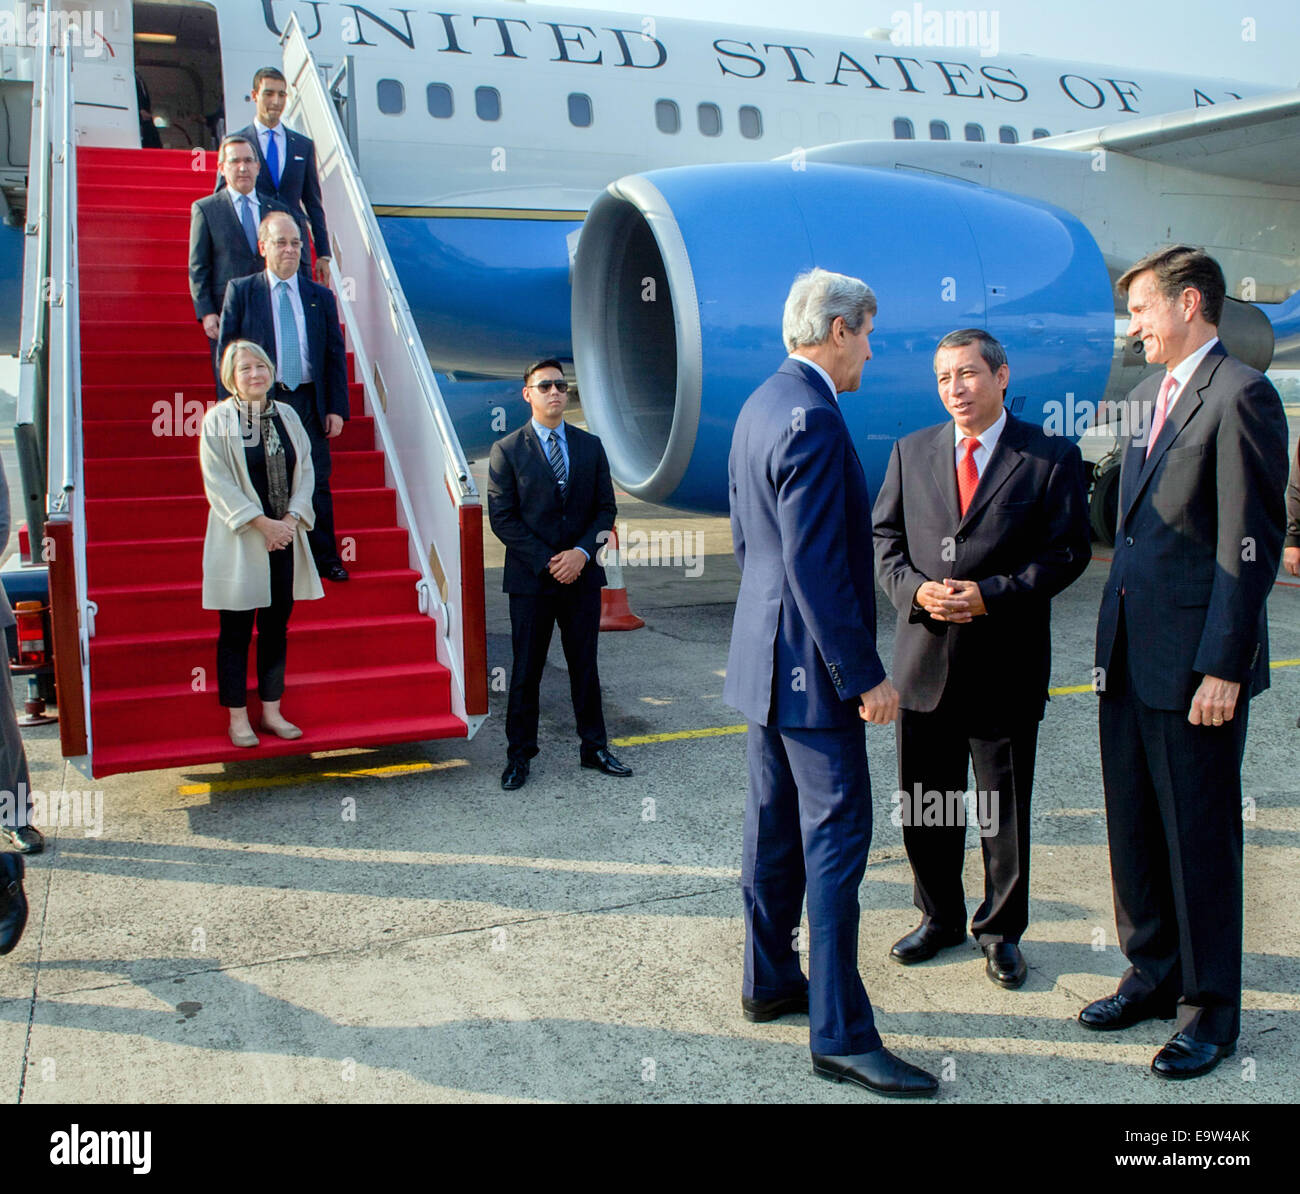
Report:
216,66,331,285
725,268,936,1098
218,211,351,582
189,134,298,395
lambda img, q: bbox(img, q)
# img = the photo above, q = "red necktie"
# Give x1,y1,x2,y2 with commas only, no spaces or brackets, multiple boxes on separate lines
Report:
1145,373,1178,458
957,437,979,516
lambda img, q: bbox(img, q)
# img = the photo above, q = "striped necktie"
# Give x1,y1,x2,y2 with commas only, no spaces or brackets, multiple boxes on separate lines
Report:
546,429,568,491
1145,373,1178,458
277,282,302,390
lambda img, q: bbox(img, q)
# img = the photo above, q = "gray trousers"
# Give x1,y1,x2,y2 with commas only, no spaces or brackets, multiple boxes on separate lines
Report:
0,652,31,829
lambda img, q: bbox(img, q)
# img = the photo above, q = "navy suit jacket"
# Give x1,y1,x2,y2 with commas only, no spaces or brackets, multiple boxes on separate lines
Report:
724,358,887,729
487,422,615,594
873,412,1090,724
217,273,349,426
187,190,297,321
1095,342,1287,709
215,123,329,258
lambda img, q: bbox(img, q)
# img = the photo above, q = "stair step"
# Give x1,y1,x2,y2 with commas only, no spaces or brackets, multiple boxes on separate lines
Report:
80,293,199,323
89,613,438,691
90,569,420,636
80,210,191,240
87,527,412,582
84,451,386,498
85,488,396,538
81,386,368,426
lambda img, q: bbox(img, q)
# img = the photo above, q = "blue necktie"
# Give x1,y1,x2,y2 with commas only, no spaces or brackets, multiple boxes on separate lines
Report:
239,194,258,253
547,430,567,492
277,282,302,390
265,128,281,189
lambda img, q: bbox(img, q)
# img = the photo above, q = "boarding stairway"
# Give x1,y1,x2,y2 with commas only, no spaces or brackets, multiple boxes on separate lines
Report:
16,11,487,776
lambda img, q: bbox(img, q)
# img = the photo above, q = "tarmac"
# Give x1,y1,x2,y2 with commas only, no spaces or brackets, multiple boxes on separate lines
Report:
1,431,1298,1107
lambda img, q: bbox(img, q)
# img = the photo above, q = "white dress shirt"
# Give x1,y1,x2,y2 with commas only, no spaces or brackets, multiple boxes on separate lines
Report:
227,186,262,228
787,353,838,403
1161,336,1220,415
253,118,284,184
266,268,312,385
953,406,1007,477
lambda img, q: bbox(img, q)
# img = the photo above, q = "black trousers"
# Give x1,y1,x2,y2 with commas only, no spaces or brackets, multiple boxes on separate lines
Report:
278,382,340,569
897,699,1039,944
1099,605,1248,1045
217,546,295,707
506,583,606,763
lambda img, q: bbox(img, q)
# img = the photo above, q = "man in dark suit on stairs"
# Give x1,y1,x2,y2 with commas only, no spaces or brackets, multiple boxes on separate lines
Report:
215,66,331,285
873,328,1091,989
188,134,297,394
218,211,351,582
487,359,630,792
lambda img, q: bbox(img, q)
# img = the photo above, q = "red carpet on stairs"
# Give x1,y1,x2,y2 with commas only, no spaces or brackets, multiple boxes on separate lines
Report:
77,147,467,777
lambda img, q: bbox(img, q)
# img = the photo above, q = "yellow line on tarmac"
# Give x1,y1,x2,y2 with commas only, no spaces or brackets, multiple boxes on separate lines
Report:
1271,658,1300,668
614,725,748,747
178,758,465,796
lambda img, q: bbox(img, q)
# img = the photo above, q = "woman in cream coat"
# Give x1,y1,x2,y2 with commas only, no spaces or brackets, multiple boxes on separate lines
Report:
201,339,323,748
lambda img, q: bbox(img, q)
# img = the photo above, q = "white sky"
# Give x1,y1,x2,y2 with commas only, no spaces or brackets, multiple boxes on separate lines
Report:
551,0,1300,90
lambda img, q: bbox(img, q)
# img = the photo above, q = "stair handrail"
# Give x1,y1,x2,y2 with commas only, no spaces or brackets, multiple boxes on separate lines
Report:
43,20,92,761
279,14,487,732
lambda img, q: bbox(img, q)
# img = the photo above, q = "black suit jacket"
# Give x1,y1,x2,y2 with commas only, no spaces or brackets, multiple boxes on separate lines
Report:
215,123,329,257
1095,342,1287,710
187,191,296,321
874,412,1091,723
217,273,349,426
487,422,616,595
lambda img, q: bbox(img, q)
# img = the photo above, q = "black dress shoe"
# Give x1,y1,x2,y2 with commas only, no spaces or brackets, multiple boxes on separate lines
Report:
890,922,966,964
742,991,809,1023
1078,991,1176,1031
1151,1032,1235,1080
812,1048,939,1098
322,563,350,582
1,826,44,855
0,854,27,955
580,748,632,777
501,761,529,791
983,942,1027,988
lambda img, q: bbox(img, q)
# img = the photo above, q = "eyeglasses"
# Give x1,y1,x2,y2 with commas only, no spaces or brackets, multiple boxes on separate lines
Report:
266,238,302,249
528,380,569,394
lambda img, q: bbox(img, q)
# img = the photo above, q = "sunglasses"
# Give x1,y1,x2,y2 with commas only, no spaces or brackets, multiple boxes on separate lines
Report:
528,379,569,394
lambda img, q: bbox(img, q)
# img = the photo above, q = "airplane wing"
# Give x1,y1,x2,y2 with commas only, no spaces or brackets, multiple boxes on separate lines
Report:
1038,87,1300,185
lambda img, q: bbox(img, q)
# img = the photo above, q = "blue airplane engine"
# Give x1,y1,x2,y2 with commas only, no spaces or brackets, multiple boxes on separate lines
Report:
572,162,1115,513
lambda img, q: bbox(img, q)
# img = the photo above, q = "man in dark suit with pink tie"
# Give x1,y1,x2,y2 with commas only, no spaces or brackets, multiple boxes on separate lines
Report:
1082,246,1287,1079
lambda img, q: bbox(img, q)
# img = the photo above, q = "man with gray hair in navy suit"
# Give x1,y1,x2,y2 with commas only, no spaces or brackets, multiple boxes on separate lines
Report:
724,267,936,1097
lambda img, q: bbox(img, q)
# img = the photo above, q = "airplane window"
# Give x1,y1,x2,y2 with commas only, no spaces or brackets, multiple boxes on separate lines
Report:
655,100,680,134
377,79,404,116
698,103,722,136
929,120,950,140
1032,127,1050,139
964,123,985,142
739,105,763,139
426,84,453,119
476,86,501,122
999,125,1018,144
568,93,592,128
893,117,914,140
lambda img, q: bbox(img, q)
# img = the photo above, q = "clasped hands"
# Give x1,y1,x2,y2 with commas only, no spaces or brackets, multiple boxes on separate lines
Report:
254,514,297,551
548,548,586,585
915,578,987,622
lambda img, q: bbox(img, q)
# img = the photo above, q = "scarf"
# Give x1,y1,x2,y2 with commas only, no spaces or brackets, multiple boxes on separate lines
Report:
234,396,290,520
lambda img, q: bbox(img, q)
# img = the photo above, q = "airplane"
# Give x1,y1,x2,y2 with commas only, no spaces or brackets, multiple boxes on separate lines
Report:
3,0,1298,525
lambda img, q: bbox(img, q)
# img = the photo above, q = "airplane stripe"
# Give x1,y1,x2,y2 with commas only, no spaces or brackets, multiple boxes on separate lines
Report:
374,205,585,220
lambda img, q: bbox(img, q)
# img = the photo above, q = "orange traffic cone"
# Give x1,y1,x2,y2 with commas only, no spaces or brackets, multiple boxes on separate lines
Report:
600,528,644,631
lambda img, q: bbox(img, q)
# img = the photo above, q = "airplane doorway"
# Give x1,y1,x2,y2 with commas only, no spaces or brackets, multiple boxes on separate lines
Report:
132,1,225,151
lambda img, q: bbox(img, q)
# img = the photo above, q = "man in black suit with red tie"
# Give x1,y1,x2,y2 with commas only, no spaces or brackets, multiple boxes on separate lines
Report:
487,359,630,791
215,67,331,285
218,211,351,582
1082,246,1288,1079
873,329,1090,988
